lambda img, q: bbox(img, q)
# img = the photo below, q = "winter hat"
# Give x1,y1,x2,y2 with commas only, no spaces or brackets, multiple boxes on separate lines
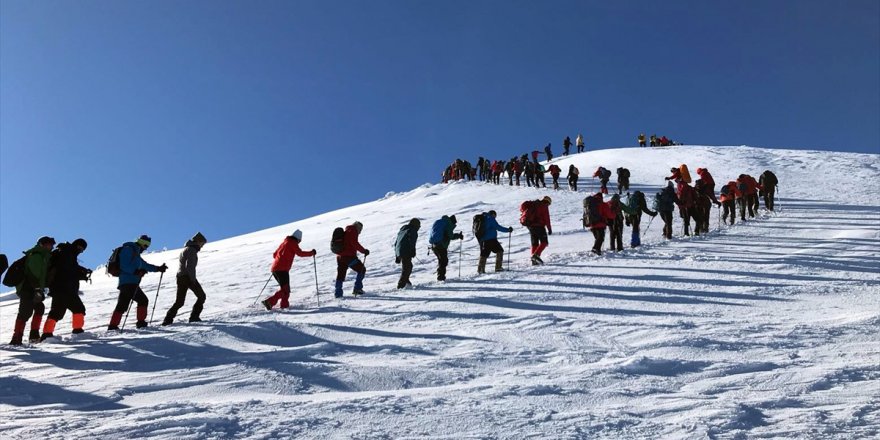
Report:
353,221,363,233
191,232,207,244
542,196,552,205
408,218,421,228
488,210,497,217
38,236,56,246
136,235,152,247
72,238,88,250
290,230,303,241
449,215,457,224
696,168,704,174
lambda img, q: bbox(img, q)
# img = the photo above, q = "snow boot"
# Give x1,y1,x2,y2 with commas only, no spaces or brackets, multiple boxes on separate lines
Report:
162,317,173,326
261,299,273,310
477,257,487,274
108,311,123,331
29,329,41,343
72,328,84,334
135,320,148,329
72,313,84,334
188,316,202,323
495,253,504,272
40,333,54,342
334,280,343,298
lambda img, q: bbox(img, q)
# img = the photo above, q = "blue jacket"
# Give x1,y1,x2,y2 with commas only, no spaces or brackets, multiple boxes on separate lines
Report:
117,242,160,287
480,214,511,241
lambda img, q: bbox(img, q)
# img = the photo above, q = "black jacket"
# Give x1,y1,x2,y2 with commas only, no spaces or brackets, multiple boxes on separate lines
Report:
48,243,90,294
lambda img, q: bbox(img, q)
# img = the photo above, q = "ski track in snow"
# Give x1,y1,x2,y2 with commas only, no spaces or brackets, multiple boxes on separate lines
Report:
1,146,879,439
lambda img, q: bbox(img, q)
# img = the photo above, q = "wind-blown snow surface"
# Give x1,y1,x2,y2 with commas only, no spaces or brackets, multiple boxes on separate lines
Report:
2,146,879,439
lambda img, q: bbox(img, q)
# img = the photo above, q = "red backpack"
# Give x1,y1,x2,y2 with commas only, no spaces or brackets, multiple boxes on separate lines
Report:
519,200,541,226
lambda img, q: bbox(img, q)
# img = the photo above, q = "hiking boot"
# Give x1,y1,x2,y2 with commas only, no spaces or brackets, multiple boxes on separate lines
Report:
261,299,272,311
135,320,148,329
162,318,173,326
72,328,84,334
477,257,487,274
531,256,540,266
591,248,602,256
107,325,120,331
352,289,365,296
9,334,23,346
40,333,54,342
188,317,202,323
533,255,544,265
29,330,40,343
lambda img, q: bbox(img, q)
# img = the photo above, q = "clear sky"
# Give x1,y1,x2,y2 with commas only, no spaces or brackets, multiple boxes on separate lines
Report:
2,0,878,267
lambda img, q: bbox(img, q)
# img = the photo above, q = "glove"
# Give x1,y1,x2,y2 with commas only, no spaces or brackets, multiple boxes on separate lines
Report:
395,257,401,264
547,227,553,235
453,233,463,240
508,227,514,233
158,264,168,273
363,249,370,256
33,289,45,303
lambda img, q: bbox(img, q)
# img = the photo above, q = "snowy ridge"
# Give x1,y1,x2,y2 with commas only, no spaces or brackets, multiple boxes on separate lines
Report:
1,146,879,439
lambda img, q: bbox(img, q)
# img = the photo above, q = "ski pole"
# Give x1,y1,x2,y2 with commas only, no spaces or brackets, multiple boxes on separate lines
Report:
251,273,273,306
458,239,462,278
312,256,320,308
120,295,134,332
148,271,165,326
643,215,655,237
507,231,511,271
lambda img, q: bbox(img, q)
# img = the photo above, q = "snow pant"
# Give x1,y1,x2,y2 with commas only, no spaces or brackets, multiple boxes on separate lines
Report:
748,193,759,216
737,198,747,221
609,218,624,251
563,146,570,155
508,174,513,186
679,206,696,236
591,227,606,254
479,239,505,272
44,287,86,335
568,175,578,191
705,184,720,205
515,173,521,186
432,247,449,281
13,286,45,342
536,173,545,188
166,274,207,321
697,202,711,234
722,200,736,225
763,187,776,211
263,271,291,308
552,175,560,190
525,174,534,187
660,210,674,239
578,145,585,153
628,214,643,247
617,178,629,194
335,256,366,296
639,141,646,147
528,226,549,257
397,257,413,289
109,284,149,329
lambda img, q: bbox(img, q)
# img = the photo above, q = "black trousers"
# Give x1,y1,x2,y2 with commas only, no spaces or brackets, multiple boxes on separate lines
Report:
47,287,86,321
432,247,449,280
722,200,736,224
660,210,674,239
165,274,207,321
609,218,623,250
480,239,503,258
591,228,605,253
397,257,413,288
114,284,149,314
16,286,45,322
763,188,776,211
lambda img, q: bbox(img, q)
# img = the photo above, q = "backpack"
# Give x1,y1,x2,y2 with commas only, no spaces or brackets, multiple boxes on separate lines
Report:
737,182,747,194
679,164,692,183
761,170,778,187
429,218,448,245
330,227,345,254
617,167,630,180
582,196,602,228
106,246,124,277
720,184,731,196
519,200,541,227
628,191,646,212
2,255,28,287
598,167,611,180
472,213,487,241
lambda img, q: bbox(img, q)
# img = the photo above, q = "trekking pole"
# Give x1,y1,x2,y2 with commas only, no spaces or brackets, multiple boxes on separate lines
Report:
120,297,134,332
643,215,655,237
148,272,165,326
458,240,463,278
312,256,320,308
251,273,273,306
507,231,511,271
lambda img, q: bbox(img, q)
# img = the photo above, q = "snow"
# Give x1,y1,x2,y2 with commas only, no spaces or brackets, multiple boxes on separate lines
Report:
1,145,879,439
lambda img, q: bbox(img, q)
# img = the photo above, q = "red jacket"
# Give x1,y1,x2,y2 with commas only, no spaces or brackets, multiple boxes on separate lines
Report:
271,237,314,271
666,168,682,181
534,202,552,229
676,182,696,208
340,225,366,257
548,164,561,176
738,175,760,195
696,168,715,187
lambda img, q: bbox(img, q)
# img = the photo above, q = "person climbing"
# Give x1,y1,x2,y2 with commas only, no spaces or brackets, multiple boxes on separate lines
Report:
477,211,514,274
759,170,779,211
616,167,631,194
544,143,553,161
568,164,580,191
9,236,55,345
638,133,646,148
623,191,657,247
719,180,740,225
334,222,370,297
40,238,91,341
607,194,625,251
696,168,721,205
107,235,168,331
428,215,463,281
394,218,420,289
676,180,700,236
655,182,679,239
593,167,611,194
548,163,562,190
262,230,316,309
164,232,212,323
583,193,614,255
576,133,585,153
520,196,552,265
563,136,572,156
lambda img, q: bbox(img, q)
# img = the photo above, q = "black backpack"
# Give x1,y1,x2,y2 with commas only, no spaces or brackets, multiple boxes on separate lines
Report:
617,167,630,180
720,185,731,196
582,196,602,227
472,213,487,241
106,246,124,277
2,254,28,287
330,227,345,254
0,254,7,276
761,170,778,187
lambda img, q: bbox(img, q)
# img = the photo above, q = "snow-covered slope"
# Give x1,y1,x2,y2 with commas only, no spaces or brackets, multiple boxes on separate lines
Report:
1,146,878,439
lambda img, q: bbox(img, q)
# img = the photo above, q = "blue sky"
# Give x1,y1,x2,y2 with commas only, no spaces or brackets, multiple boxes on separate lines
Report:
2,0,878,267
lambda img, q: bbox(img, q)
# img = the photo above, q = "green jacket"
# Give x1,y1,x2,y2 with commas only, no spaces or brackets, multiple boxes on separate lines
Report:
19,245,51,292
